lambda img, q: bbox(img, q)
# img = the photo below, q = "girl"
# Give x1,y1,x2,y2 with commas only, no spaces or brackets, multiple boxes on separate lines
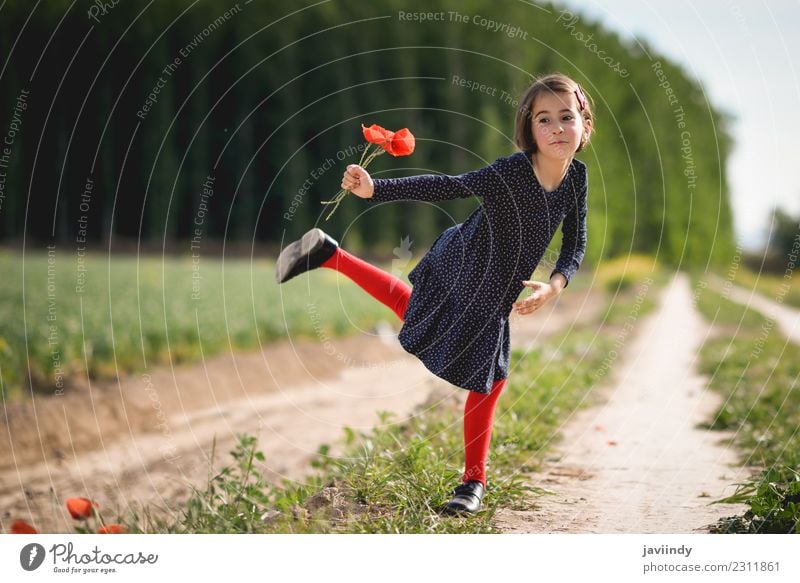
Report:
275,73,593,515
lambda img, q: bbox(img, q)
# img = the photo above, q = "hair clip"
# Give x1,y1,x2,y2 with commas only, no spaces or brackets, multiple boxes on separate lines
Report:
574,86,588,111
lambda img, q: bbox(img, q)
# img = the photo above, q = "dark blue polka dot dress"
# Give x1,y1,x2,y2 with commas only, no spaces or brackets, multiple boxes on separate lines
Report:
368,150,588,394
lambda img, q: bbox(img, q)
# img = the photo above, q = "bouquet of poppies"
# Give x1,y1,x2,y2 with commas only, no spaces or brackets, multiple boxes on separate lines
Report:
321,123,415,221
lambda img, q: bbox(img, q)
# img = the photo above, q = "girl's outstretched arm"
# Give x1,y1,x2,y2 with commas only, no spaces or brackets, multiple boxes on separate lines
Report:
513,278,563,315
344,158,508,203
550,180,588,288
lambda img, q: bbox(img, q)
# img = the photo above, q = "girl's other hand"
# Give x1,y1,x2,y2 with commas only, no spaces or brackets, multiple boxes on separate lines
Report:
512,280,556,316
342,164,375,199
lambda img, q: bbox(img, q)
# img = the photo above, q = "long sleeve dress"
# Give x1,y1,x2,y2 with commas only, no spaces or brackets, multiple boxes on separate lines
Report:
367,150,588,394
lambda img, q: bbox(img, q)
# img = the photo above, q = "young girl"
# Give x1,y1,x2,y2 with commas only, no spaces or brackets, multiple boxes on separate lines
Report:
275,73,593,515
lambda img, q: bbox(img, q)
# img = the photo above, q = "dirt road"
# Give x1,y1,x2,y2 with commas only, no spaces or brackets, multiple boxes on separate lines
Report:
707,274,800,343
493,273,750,533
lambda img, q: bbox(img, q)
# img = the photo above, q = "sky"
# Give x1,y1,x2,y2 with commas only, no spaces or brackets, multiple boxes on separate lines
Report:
554,0,800,251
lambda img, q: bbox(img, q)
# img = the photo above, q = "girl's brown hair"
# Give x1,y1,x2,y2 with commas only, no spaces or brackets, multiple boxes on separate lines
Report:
514,73,594,154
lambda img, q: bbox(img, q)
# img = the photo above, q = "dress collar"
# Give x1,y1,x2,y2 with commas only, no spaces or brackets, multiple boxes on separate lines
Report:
519,150,575,194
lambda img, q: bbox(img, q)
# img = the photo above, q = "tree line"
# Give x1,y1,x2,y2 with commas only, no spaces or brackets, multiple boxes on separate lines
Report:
0,0,737,268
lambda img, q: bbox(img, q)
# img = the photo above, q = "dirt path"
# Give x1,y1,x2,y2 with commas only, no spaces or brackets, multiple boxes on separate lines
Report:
707,274,800,343
494,272,750,533
0,285,601,533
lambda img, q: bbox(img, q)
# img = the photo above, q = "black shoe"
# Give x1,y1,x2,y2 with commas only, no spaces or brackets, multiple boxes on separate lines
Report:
274,228,339,284
442,480,485,515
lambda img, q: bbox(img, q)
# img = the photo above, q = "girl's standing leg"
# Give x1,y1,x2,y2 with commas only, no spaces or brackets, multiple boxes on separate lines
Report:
461,378,507,486
321,243,504,507
320,247,411,322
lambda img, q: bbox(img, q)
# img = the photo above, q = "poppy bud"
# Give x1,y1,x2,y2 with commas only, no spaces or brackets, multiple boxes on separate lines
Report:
10,519,38,534
66,497,97,520
389,128,415,157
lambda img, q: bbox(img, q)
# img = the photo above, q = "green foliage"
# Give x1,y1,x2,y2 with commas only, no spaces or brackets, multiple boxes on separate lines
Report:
594,254,666,294
713,467,800,534
180,435,275,534
0,252,402,400
692,278,800,534
1,1,735,275
765,207,800,270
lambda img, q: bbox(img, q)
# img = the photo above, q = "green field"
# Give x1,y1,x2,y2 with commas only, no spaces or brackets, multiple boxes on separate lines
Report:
1,246,595,402
0,250,408,401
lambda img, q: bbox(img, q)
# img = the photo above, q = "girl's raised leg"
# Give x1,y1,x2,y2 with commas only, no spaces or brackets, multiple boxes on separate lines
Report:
321,247,411,322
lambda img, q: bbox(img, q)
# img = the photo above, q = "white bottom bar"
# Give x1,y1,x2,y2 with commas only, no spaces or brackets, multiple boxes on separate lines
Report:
2,534,797,581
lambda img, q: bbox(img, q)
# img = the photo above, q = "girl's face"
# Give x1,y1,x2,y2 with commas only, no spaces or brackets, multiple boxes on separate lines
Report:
529,91,591,160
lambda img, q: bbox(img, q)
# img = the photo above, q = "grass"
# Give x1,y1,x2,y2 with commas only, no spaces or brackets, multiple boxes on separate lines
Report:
117,269,669,534
690,273,800,533
0,250,405,401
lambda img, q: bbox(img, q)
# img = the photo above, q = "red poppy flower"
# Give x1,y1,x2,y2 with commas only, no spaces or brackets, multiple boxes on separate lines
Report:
66,497,97,520
98,524,126,534
10,519,38,534
389,128,415,157
361,124,394,147
323,123,416,221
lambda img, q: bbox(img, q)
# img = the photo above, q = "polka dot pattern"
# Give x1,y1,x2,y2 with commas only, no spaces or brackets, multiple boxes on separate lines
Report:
369,151,588,394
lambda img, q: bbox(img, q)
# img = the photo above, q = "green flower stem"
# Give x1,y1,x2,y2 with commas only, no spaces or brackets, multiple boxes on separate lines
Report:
321,144,385,221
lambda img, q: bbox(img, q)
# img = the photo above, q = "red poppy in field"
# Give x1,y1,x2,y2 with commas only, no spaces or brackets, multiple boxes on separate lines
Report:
66,497,97,520
10,519,38,534
98,524,126,534
389,128,415,156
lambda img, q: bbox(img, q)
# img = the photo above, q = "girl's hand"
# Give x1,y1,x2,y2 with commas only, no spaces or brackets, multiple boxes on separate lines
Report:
512,280,556,316
341,164,375,199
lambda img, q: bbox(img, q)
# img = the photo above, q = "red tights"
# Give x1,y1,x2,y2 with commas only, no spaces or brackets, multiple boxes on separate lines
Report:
321,247,504,486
